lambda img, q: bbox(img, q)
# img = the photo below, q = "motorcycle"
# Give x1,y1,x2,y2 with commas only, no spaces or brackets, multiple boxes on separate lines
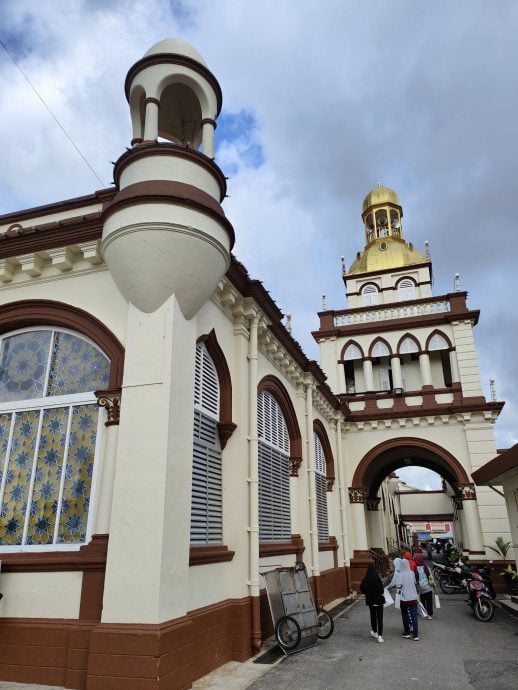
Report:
464,570,495,621
437,560,471,594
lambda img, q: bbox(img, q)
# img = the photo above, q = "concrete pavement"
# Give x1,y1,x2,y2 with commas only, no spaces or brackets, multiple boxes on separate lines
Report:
1,593,517,690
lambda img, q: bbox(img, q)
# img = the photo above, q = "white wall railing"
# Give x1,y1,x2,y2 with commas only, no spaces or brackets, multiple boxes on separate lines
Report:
334,300,451,327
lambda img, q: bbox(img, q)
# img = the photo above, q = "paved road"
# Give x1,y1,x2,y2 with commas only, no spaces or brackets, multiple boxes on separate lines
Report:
247,594,518,690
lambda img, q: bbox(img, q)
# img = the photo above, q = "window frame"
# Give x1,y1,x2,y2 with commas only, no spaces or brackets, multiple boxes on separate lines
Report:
0,326,108,553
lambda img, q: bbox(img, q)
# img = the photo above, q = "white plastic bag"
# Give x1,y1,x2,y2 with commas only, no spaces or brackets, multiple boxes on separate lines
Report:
383,588,394,607
418,601,428,618
394,591,401,609
435,594,441,609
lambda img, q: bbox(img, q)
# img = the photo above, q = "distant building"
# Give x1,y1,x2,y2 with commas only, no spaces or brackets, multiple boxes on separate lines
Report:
0,39,511,689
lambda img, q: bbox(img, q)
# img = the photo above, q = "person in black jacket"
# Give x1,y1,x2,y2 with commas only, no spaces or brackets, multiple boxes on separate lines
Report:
360,564,385,642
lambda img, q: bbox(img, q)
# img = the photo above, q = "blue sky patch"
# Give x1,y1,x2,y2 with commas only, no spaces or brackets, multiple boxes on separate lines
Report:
216,110,264,174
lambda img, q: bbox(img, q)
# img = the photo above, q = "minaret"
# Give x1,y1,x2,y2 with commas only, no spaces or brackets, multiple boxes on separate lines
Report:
101,38,234,318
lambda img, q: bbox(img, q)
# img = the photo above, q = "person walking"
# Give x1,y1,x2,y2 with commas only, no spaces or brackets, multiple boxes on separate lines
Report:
404,550,416,572
415,553,434,619
359,564,386,643
386,557,402,590
399,558,420,641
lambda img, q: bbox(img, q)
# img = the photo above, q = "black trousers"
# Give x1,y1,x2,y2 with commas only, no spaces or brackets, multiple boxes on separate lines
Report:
421,590,433,616
369,604,384,635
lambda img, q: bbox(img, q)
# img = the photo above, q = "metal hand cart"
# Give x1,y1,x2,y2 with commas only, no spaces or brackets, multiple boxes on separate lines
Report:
262,561,334,654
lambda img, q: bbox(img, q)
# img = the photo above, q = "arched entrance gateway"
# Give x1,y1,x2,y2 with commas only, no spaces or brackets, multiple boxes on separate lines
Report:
347,437,486,587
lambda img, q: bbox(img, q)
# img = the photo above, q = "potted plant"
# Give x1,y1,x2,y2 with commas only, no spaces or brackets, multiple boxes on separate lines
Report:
484,537,518,594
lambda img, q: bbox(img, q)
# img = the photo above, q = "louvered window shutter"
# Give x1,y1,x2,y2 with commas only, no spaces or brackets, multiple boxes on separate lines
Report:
257,390,291,543
191,344,222,545
314,433,329,542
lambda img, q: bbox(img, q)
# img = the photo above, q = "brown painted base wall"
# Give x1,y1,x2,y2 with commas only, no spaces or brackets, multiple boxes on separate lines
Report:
0,566,352,689
0,598,252,690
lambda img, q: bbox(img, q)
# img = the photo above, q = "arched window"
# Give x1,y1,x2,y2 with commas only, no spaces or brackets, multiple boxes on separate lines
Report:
0,328,110,549
428,333,449,351
343,342,362,394
191,342,222,545
399,337,419,355
314,432,329,542
371,340,390,358
398,278,416,301
427,333,452,388
361,284,379,306
257,390,291,543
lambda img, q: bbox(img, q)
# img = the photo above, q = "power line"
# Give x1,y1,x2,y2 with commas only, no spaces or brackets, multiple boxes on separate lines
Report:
0,36,106,187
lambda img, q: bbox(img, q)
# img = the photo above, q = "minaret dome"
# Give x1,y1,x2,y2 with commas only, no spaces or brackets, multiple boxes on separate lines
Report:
361,183,403,246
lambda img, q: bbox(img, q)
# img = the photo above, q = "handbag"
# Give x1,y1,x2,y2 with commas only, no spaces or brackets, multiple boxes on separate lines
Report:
435,594,441,609
383,587,394,607
417,601,428,618
394,591,401,609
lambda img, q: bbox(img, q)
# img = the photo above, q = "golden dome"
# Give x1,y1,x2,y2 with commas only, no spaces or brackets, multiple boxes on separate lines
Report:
347,238,427,275
362,184,401,214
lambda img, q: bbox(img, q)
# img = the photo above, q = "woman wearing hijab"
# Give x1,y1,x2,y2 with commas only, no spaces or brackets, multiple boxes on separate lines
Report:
359,564,385,643
386,557,402,590
399,558,420,640
414,553,434,619
404,550,416,572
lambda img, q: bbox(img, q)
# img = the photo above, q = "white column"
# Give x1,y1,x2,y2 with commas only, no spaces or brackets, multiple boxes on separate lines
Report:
349,489,368,551
247,314,260,601
363,359,374,391
143,98,160,141
92,414,119,534
419,352,433,386
461,492,485,555
390,355,403,389
335,418,350,567
449,349,460,383
202,119,215,158
304,380,320,581
102,297,196,624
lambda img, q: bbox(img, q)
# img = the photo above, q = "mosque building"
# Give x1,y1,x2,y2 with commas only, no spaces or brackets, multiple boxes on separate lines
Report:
0,39,511,690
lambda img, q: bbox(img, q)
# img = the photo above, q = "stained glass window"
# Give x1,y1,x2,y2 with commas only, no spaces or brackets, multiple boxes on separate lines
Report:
0,328,110,549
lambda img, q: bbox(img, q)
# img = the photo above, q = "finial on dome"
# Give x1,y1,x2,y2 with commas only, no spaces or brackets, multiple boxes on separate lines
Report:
341,256,346,276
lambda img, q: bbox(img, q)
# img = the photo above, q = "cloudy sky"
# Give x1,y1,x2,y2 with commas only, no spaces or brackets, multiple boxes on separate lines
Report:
0,0,516,490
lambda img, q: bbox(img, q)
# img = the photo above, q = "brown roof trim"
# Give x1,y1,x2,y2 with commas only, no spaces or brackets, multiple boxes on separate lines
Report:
227,257,339,410
324,291,469,319
313,309,480,341
341,397,503,423
102,180,235,248
400,514,453,521
113,143,228,201
0,212,104,260
472,443,518,484
0,188,114,226
125,53,223,117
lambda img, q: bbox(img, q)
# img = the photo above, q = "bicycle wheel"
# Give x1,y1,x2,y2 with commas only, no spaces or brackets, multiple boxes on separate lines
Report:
275,615,302,651
316,608,334,639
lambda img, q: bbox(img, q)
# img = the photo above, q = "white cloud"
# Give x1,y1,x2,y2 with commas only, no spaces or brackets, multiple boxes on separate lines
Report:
0,0,516,450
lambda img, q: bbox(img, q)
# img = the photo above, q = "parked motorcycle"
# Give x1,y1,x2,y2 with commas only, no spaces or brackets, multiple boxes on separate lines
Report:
464,570,495,622
437,561,471,594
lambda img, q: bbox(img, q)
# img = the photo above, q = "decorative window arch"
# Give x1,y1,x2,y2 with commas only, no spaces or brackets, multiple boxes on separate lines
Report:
191,342,223,546
370,339,391,358
361,283,379,307
399,335,420,355
427,331,451,351
397,277,416,301
343,342,363,360
257,376,301,544
0,327,110,550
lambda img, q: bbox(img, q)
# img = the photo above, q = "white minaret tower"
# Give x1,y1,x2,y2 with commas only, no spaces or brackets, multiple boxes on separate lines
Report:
101,38,234,318
100,40,233,630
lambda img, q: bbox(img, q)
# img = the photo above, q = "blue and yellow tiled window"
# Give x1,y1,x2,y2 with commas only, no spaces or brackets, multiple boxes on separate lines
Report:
0,328,110,549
